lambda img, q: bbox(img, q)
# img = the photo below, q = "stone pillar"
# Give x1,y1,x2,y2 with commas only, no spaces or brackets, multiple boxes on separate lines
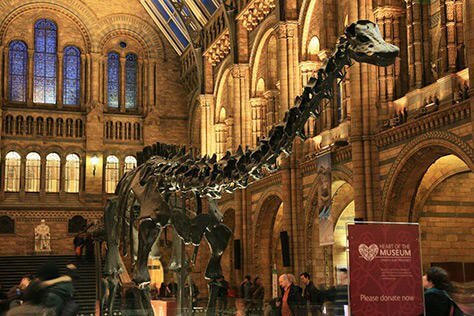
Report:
148,60,155,109
80,54,86,108
225,117,234,151
2,47,7,102
263,90,279,133
28,49,34,106
91,52,100,105
215,123,228,159
0,46,3,103
199,94,214,156
464,0,474,130
443,0,464,72
375,6,404,118
276,21,301,117
120,55,126,112
249,97,267,147
57,52,63,108
59,157,66,194
406,0,424,89
231,64,251,147
137,58,143,112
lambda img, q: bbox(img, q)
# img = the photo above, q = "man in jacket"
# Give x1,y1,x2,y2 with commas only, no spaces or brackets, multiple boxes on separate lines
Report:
300,272,323,315
277,274,304,316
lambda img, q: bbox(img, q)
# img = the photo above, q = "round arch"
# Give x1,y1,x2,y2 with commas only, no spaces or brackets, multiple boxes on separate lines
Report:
381,131,474,221
253,193,283,298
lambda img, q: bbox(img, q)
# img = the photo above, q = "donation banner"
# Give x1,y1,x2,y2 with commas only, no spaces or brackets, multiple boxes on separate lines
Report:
317,150,333,246
347,223,424,316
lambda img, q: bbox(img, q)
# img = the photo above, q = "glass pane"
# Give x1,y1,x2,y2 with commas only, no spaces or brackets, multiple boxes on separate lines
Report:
125,54,137,109
201,0,218,15
169,21,189,47
63,46,81,105
34,19,57,104
107,52,120,108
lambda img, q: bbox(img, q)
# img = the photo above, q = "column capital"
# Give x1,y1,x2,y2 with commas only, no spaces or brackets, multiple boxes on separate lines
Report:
199,94,214,107
276,21,298,39
374,6,404,20
249,97,266,107
231,63,249,79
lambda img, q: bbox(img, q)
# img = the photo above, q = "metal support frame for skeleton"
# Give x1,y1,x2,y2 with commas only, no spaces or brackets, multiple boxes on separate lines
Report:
102,20,399,315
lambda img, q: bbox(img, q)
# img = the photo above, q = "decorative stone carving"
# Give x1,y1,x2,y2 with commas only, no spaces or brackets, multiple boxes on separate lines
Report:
35,219,51,253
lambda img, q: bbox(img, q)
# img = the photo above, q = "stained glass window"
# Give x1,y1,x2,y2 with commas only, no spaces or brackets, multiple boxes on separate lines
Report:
9,41,28,102
107,52,120,108
63,46,81,105
5,151,21,192
125,54,137,109
105,155,119,193
45,153,60,192
33,19,57,104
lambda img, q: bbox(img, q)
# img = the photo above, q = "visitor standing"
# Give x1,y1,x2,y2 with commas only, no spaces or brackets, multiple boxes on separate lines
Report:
423,266,464,316
168,277,178,297
73,234,84,259
250,277,264,315
328,268,348,316
84,233,94,262
216,276,229,314
276,274,304,316
300,272,323,316
240,275,253,314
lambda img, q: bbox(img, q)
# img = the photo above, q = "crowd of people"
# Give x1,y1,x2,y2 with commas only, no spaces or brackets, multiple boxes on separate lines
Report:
0,262,78,316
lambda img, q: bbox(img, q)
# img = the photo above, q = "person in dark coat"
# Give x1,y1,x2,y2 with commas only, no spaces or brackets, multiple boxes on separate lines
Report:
300,272,323,315
6,280,55,316
159,282,170,298
37,261,77,316
250,277,265,315
277,274,304,316
327,268,348,316
168,277,178,297
423,266,454,316
73,234,84,259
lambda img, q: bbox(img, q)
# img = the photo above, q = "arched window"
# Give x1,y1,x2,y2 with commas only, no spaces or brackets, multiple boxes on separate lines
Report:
107,52,120,108
105,155,119,193
46,117,54,136
308,36,320,60
68,215,86,233
65,154,80,193
9,41,28,102
25,152,41,192
56,118,63,136
33,19,57,104
124,156,137,173
63,46,81,105
4,115,13,134
26,116,34,135
125,53,137,109
0,216,14,234
4,151,21,192
45,153,60,192
15,116,24,135
36,117,44,136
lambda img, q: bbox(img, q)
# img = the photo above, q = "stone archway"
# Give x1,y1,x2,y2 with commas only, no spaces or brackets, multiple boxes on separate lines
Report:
382,131,474,221
254,194,283,299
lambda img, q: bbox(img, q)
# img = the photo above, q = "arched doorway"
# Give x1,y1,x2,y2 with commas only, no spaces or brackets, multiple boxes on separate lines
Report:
254,194,284,299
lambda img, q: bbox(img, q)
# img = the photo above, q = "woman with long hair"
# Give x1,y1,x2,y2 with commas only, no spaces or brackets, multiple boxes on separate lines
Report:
423,266,454,316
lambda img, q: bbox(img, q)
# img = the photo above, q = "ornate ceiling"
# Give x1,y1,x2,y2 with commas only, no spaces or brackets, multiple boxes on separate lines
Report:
141,0,221,54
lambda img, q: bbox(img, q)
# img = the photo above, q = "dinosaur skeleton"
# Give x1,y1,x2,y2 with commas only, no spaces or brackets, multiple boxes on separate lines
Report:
102,20,399,315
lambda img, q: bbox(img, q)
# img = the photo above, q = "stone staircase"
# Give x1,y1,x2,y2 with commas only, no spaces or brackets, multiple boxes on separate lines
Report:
0,255,97,316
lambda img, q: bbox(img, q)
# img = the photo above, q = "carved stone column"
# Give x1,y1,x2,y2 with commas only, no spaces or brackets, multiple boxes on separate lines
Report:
406,0,424,89
215,123,228,159
0,45,3,102
28,49,34,106
375,6,404,118
91,52,100,105
148,60,155,109
263,90,279,133
199,94,214,156
249,97,267,147
225,117,234,151
2,47,7,102
80,54,86,108
277,21,301,117
120,55,126,112
231,64,250,147
57,52,63,108
443,0,465,72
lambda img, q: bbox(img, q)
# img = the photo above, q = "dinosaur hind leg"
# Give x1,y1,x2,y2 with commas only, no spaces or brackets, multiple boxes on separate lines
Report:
133,218,160,285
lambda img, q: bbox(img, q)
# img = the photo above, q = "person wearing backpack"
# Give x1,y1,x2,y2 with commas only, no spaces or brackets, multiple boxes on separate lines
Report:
37,261,79,316
423,266,465,316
